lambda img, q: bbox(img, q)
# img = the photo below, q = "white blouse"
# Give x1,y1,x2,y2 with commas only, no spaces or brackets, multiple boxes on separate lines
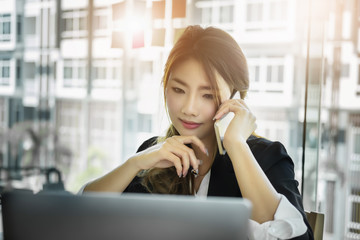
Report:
194,170,307,240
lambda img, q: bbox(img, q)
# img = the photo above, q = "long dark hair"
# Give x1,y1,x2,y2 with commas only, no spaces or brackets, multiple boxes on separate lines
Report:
141,25,249,194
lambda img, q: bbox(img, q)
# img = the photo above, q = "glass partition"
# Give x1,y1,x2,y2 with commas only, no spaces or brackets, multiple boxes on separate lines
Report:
303,0,360,238
0,0,360,239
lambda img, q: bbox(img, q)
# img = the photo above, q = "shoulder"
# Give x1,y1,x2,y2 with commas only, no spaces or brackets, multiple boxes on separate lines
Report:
246,135,293,173
136,136,159,153
246,135,300,200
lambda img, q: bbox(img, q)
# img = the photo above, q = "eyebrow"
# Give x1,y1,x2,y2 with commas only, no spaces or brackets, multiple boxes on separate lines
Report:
172,77,212,91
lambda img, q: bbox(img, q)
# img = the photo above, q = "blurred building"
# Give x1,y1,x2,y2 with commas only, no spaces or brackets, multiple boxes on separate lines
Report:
0,0,359,239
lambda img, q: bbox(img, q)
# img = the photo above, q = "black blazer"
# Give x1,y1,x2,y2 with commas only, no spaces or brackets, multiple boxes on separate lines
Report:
124,135,314,240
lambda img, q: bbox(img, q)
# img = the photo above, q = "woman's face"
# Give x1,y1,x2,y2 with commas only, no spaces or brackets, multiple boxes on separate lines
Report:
166,58,231,142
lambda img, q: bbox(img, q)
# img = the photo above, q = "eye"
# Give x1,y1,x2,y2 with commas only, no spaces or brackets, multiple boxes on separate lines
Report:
203,94,214,100
172,87,184,94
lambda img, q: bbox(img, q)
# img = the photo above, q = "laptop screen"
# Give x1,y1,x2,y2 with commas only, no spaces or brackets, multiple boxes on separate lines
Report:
1,191,251,240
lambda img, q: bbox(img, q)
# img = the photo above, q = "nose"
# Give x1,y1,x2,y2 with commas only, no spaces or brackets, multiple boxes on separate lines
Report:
181,94,199,116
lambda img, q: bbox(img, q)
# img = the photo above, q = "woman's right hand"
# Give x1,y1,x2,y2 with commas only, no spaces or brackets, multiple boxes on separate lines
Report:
132,136,207,178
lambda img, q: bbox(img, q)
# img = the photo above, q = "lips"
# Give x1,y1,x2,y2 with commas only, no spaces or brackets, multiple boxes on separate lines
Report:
180,119,201,129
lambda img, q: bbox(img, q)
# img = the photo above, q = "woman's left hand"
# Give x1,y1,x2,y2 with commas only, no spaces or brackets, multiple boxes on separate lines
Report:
213,99,257,148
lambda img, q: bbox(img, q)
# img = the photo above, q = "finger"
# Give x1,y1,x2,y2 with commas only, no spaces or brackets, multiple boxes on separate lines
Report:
214,100,250,120
161,142,185,177
237,98,250,109
213,99,236,120
179,150,190,177
172,140,200,172
164,153,183,177
176,136,208,157
213,104,236,120
165,140,191,177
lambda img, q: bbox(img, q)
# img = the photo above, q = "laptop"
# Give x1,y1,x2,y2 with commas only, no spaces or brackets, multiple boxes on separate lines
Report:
1,191,251,240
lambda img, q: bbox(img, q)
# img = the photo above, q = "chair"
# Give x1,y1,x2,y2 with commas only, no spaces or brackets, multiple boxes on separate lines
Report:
305,211,325,240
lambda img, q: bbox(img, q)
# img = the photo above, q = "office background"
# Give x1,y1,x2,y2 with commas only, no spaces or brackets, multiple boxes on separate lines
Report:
0,0,359,239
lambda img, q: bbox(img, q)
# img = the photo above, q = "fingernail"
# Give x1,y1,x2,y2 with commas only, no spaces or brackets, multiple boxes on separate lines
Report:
203,148,209,156
198,159,203,165
178,172,182,178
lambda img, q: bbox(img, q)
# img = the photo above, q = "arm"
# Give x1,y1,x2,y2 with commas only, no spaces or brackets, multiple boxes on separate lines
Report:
83,136,207,193
215,100,312,238
261,142,314,239
214,99,280,223
248,194,309,240
225,138,281,223
83,156,141,193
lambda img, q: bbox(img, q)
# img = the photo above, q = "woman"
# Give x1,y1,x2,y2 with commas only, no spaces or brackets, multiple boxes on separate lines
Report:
83,25,313,239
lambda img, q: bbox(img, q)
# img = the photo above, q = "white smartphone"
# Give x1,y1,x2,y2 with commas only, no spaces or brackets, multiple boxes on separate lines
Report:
214,112,234,155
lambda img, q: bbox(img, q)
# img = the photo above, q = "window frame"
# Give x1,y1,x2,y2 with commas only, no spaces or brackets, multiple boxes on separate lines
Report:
62,10,88,38
0,14,11,42
0,59,11,86
244,0,289,32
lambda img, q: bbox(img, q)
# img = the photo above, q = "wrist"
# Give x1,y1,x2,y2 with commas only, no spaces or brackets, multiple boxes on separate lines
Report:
223,136,247,151
224,138,249,156
127,156,143,173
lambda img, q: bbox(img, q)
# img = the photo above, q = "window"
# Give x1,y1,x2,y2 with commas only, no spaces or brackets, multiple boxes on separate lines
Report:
94,66,106,79
0,14,11,42
93,11,108,31
269,0,287,22
309,59,322,84
220,5,233,24
88,102,121,163
63,59,87,88
195,2,234,30
246,2,263,22
92,59,122,88
65,18,73,31
24,62,36,79
16,15,22,42
0,59,10,86
62,10,87,38
351,200,360,223
24,17,36,35
138,113,152,132
350,189,360,234
64,66,72,79
354,133,360,155
0,98,6,129
201,7,212,24
341,64,350,78
255,120,289,145
64,15,86,31
56,100,84,159
16,60,21,87
245,0,288,32
267,65,284,83
248,56,286,93
249,65,260,83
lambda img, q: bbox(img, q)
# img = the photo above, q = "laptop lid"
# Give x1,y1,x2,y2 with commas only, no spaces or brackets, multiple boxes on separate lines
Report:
1,191,251,240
